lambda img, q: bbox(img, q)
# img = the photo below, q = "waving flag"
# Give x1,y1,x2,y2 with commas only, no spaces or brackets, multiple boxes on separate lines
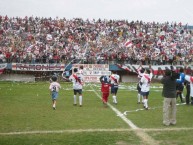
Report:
117,64,136,73
124,39,133,47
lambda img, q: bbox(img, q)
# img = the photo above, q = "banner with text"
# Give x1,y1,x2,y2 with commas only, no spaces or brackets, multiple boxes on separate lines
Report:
12,63,65,71
72,64,111,82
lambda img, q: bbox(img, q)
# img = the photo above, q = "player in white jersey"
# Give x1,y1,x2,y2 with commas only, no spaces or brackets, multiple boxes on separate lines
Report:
49,76,61,110
140,69,153,110
136,66,145,104
69,68,84,107
185,75,193,105
110,71,120,104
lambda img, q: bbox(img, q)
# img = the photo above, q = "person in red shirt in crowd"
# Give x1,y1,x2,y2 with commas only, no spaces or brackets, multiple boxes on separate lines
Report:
99,75,111,107
5,51,12,63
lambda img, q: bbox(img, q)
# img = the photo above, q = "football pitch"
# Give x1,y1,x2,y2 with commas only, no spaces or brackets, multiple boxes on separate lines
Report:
0,81,193,145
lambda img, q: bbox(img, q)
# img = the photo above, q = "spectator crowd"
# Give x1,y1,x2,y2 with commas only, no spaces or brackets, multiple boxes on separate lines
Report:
0,15,193,65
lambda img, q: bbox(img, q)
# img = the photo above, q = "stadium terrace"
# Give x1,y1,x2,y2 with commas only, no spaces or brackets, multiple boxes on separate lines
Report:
0,16,192,66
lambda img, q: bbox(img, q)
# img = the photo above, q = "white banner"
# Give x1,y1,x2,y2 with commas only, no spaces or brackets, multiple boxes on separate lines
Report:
12,63,65,71
83,70,111,76
73,64,109,71
72,64,111,82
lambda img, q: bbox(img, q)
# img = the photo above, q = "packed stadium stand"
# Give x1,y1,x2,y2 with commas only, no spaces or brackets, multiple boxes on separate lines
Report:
0,15,193,66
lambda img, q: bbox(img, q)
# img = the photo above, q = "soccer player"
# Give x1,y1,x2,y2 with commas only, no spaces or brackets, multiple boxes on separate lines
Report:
136,66,145,104
49,76,61,110
184,79,190,105
110,71,120,104
140,69,152,110
185,75,193,105
176,67,185,103
100,75,111,107
69,68,84,107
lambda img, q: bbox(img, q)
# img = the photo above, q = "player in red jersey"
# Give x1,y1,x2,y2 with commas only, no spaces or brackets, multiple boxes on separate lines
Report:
100,75,111,107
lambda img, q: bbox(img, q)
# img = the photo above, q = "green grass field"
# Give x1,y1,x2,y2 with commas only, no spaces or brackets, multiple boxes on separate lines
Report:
0,81,193,145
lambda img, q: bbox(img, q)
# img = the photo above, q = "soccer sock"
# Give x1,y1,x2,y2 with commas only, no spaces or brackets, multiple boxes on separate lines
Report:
176,93,179,100
144,99,147,108
141,95,144,103
74,95,77,104
143,99,146,107
53,102,56,108
79,95,82,106
146,99,148,108
113,96,117,103
180,94,183,102
137,94,140,102
53,100,56,108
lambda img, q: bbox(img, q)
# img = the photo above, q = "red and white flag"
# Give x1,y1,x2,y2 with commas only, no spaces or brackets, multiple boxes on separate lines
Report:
124,39,133,47
0,63,7,74
170,42,177,48
117,64,131,72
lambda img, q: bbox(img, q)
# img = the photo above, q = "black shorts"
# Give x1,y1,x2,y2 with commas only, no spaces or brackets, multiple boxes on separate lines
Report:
176,83,184,92
141,91,149,97
111,84,118,95
73,89,82,95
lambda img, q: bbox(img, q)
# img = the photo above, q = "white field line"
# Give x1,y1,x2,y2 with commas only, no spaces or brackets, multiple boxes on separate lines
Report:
122,103,186,115
91,86,138,129
1,127,193,136
0,129,131,135
90,86,158,145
